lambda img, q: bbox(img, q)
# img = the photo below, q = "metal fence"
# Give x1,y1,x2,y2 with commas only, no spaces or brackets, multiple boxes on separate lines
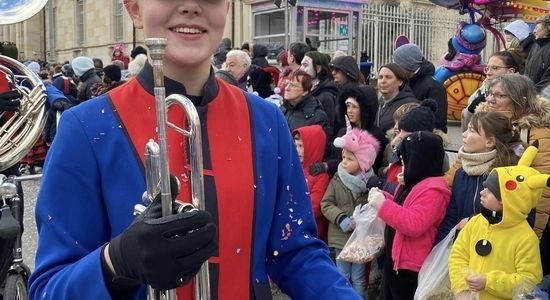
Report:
361,3,507,79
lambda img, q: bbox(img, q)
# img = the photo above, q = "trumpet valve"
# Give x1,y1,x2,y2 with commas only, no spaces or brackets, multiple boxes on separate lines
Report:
173,201,196,214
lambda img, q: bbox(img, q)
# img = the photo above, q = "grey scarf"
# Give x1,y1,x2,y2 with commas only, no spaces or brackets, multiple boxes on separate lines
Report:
337,163,371,198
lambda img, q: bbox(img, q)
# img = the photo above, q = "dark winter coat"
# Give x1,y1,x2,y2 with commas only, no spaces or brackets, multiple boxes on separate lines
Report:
408,61,448,133
521,34,536,58
311,78,338,128
281,94,332,140
326,85,387,174
251,44,269,68
321,174,369,249
76,69,102,102
435,168,485,244
525,37,550,92
376,89,419,134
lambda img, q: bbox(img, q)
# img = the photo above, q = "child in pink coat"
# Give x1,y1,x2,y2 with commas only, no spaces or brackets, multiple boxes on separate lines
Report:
368,131,451,299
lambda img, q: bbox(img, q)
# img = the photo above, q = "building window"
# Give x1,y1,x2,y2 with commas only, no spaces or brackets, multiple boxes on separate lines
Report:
76,0,85,46
48,1,57,62
252,9,285,60
305,9,352,53
114,0,124,41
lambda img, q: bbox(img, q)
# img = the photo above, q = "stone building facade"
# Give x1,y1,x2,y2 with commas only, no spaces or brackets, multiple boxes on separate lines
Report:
0,0,252,64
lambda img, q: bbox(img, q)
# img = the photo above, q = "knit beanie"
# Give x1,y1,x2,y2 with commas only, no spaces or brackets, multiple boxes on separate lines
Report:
113,43,124,54
329,56,360,82
398,99,437,132
103,64,122,82
71,56,95,77
504,20,531,42
483,170,502,202
393,44,424,72
130,46,147,59
333,128,380,172
26,61,40,75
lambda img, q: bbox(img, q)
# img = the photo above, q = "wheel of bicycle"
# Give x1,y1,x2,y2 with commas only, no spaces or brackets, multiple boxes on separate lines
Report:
3,273,27,300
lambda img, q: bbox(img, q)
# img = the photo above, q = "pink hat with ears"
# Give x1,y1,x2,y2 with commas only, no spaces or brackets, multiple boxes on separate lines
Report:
333,128,380,172
114,43,124,52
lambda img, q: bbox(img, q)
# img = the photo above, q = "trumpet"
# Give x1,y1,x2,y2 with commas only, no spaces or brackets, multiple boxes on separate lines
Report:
133,38,210,300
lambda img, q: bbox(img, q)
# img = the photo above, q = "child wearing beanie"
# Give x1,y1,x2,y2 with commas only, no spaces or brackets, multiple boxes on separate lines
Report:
321,128,380,298
368,131,451,299
376,99,444,194
449,145,547,300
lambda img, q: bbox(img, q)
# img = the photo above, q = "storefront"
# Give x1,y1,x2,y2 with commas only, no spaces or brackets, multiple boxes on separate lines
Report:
244,0,367,59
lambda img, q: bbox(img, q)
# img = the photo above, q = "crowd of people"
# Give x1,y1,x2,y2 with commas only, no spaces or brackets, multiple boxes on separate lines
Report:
209,14,550,299
0,0,548,298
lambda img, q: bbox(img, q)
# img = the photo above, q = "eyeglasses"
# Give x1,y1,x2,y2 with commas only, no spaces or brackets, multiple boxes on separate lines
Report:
486,91,509,100
484,65,510,73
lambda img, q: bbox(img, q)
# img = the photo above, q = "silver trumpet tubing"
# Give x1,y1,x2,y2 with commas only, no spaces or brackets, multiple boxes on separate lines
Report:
133,38,209,300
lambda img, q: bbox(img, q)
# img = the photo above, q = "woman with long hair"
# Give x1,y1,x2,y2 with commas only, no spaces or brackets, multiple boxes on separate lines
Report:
437,111,523,243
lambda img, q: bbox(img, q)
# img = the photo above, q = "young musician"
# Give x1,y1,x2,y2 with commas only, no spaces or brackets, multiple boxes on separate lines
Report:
29,0,360,299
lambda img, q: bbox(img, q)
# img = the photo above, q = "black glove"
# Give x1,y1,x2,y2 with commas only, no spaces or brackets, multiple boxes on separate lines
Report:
52,99,72,111
0,90,22,112
108,182,218,291
365,175,384,189
467,93,486,113
309,162,327,176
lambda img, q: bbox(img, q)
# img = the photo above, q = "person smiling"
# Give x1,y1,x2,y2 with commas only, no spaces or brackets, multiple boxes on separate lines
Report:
461,50,523,132
28,0,360,299
475,74,550,241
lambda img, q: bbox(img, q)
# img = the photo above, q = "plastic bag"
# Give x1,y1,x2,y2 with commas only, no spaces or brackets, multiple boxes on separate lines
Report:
414,226,457,300
454,268,480,300
513,279,549,300
337,204,385,264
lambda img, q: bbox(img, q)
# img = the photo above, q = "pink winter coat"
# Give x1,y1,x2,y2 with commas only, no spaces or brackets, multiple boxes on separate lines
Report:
377,176,451,272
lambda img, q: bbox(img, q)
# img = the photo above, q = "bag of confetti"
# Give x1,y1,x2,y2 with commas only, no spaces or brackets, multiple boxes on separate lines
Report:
337,204,385,264
414,226,457,300
513,279,549,300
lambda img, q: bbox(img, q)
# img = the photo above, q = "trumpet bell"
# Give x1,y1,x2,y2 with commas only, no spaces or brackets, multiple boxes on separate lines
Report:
0,0,49,25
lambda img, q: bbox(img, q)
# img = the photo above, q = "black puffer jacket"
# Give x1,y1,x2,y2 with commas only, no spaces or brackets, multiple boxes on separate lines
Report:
281,94,332,140
251,44,269,68
376,88,419,134
311,78,338,128
326,85,388,174
525,37,550,92
408,61,448,133
521,34,536,57
76,69,102,102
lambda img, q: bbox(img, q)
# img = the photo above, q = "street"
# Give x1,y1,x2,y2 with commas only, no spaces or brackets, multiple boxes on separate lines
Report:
21,179,39,272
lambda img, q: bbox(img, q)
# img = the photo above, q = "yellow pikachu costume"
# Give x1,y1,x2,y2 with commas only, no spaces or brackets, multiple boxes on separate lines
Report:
449,144,549,299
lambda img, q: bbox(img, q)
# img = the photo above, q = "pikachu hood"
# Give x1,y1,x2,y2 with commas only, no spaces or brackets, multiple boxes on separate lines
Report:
482,143,550,228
